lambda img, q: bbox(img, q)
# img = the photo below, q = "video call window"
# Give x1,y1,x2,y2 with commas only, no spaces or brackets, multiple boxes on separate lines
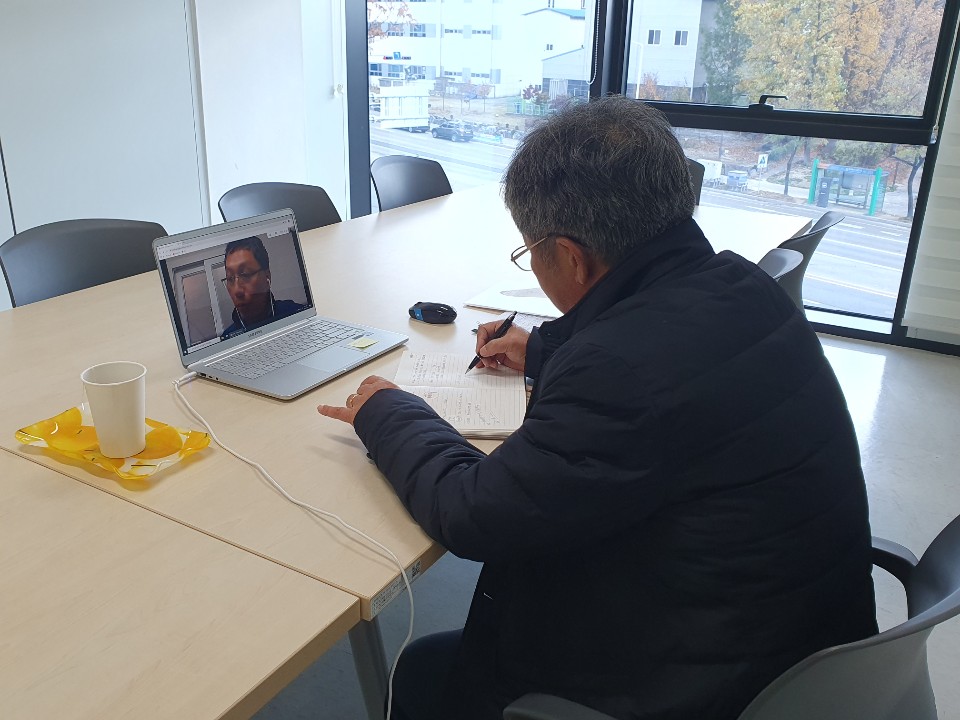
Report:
162,229,310,353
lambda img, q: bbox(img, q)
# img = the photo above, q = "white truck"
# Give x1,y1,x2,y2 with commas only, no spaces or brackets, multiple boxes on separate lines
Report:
377,83,430,133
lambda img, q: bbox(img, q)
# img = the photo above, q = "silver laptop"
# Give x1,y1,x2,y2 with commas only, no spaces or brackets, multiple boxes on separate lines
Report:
153,209,407,399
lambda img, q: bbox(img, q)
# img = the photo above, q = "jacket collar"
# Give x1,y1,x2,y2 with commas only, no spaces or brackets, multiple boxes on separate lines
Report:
537,218,714,345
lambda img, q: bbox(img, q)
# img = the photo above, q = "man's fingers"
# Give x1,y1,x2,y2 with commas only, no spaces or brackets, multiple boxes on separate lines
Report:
317,404,352,423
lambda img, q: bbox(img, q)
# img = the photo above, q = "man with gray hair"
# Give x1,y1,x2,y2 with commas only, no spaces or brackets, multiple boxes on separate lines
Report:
320,95,876,719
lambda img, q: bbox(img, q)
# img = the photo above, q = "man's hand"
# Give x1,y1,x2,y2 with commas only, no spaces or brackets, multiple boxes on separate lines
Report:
317,375,399,425
474,320,530,372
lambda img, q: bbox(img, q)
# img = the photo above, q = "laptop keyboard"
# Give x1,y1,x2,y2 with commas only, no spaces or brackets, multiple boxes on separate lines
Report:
207,319,363,379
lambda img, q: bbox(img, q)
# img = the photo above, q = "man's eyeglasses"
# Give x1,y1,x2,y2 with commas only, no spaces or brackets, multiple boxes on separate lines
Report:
510,235,552,271
222,268,264,287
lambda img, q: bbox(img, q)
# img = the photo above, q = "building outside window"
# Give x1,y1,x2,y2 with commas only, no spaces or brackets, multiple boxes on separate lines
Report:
357,0,960,343
365,0,595,203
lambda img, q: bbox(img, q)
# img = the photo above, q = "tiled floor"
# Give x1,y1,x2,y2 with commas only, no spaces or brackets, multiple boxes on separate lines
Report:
821,335,960,718
256,334,960,720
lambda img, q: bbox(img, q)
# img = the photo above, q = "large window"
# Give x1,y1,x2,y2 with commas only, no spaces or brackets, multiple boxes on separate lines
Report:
351,0,960,338
678,129,925,319
625,0,945,117
614,0,959,327
365,0,597,190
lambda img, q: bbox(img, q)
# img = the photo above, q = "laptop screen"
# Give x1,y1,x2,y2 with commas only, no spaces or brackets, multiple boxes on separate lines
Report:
155,211,315,358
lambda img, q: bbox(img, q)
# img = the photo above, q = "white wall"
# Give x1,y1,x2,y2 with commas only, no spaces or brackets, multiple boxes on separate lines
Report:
195,0,348,219
0,0,206,235
0,0,347,311
0,0,207,310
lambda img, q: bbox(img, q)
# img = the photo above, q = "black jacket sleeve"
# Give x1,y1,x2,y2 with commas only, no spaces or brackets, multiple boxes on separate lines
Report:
354,342,666,562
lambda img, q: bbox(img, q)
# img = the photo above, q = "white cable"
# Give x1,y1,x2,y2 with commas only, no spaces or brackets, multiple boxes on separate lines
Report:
173,372,413,720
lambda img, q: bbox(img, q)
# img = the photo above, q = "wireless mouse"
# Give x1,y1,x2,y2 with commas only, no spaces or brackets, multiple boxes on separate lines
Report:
409,301,457,325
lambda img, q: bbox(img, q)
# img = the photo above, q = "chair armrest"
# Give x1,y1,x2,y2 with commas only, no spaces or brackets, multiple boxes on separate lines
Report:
503,694,618,720
872,536,918,583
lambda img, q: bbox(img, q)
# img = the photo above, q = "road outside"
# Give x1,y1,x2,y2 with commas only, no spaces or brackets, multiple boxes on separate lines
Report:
371,122,912,320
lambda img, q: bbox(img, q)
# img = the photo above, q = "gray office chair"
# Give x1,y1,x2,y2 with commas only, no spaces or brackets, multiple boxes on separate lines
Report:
0,218,165,307
686,158,706,205
775,211,844,311
370,155,453,212
757,248,803,281
504,512,960,720
218,182,342,231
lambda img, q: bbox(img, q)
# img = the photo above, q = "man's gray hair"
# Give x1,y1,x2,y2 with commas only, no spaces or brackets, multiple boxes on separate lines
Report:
502,95,696,266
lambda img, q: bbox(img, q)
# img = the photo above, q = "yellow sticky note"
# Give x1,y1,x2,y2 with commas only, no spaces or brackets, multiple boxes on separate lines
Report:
350,337,378,349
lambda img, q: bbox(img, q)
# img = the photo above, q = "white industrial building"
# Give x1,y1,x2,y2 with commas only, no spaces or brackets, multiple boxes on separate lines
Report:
368,0,704,102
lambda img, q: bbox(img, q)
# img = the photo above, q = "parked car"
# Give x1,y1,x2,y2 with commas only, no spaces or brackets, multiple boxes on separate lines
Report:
431,121,474,142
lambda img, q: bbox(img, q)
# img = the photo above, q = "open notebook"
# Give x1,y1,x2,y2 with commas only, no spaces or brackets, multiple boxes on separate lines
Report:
394,352,527,439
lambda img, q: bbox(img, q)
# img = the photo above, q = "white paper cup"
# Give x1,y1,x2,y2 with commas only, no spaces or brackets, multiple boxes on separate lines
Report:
81,361,147,458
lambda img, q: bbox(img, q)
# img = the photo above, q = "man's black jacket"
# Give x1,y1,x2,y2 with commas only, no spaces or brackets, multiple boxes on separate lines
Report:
355,218,877,719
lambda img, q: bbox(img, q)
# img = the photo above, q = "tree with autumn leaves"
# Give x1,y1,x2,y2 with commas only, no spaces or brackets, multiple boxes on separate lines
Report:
700,0,942,214
731,0,942,116
368,1,416,48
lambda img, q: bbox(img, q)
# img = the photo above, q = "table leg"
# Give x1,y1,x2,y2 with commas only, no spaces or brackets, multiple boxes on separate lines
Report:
350,618,389,720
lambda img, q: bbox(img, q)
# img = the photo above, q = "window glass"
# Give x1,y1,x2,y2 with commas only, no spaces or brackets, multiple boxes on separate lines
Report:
626,0,944,114
680,129,925,319
367,0,597,191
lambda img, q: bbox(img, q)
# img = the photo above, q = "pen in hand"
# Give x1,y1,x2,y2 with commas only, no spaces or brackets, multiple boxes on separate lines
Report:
466,311,518,373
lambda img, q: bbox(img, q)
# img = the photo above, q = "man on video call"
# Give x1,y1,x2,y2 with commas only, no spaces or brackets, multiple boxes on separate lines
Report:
318,96,877,720
220,236,306,339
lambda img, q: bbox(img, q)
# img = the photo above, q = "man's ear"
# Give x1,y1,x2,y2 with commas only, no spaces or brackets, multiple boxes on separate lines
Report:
555,237,604,286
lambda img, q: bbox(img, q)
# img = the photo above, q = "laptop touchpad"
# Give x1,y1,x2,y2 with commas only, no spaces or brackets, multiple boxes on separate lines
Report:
297,346,363,373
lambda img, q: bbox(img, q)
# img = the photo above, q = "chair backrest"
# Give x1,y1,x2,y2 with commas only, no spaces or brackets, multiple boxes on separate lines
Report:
370,155,453,212
218,182,342,232
775,211,844,311
736,514,960,720
0,218,165,307
686,158,705,205
756,248,803,281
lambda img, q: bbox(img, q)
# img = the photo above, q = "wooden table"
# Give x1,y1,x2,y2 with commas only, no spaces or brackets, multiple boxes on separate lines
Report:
0,187,522,720
0,451,359,720
0,183,806,718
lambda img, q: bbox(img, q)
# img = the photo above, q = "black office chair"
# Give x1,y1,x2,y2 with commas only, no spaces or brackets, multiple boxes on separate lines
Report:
504,512,960,720
775,211,844,311
0,218,165,307
686,158,706,205
370,155,453,212
757,248,803,281
218,182,342,231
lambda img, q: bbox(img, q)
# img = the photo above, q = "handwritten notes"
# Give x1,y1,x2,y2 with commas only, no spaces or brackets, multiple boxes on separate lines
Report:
394,352,526,439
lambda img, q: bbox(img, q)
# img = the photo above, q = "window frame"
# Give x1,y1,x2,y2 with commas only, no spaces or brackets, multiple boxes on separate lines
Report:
347,0,960,352
591,0,960,146
585,0,960,345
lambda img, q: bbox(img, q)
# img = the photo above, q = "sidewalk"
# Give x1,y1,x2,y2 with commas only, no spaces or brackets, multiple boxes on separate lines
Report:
746,177,911,221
